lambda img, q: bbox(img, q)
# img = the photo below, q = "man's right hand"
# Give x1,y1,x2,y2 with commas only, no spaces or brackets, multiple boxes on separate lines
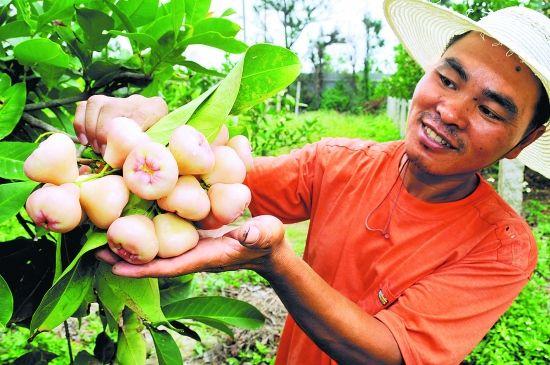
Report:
73,94,168,154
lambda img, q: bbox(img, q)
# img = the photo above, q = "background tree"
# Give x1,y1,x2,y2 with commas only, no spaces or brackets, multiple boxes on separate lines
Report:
253,0,325,49
362,14,384,100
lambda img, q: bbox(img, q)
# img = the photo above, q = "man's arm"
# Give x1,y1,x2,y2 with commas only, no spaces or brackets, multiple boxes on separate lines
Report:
98,216,403,365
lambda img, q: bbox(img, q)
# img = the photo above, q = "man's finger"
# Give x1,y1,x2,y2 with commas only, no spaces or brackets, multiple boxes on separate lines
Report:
73,101,87,145
84,95,109,152
95,248,121,265
224,215,285,249
128,95,168,131
95,100,129,152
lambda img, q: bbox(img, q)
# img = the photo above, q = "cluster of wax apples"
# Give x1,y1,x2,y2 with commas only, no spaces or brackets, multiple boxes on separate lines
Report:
23,118,254,264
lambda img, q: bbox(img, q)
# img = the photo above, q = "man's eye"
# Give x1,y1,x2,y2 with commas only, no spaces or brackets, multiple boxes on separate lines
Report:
479,105,504,121
439,74,456,90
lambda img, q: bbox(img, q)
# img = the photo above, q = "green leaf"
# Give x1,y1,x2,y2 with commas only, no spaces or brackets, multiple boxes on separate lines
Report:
0,274,13,329
185,0,211,25
170,0,185,41
0,82,26,140
55,230,107,284
0,20,31,41
193,17,240,38
116,310,146,365
74,350,100,365
100,262,165,323
0,181,38,224
179,60,225,77
141,14,172,41
231,44,301,114
0,73,11,94
163,296,265,329
37,0,74,31
109,30,157,50
95,263,125,331
221,8,237,17
121,193,154,216
149,327,183,365
76,8,114,51
180,32,248,54
146,83,217,144
117,0,158,28
13,38,71,68
30,256,96,334
0,142,36,180
187,57,244,141
190,317,234,337
102,0,136,33
160,276,194,307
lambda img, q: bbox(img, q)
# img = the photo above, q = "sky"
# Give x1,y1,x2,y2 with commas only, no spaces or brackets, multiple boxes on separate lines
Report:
185,0,400,74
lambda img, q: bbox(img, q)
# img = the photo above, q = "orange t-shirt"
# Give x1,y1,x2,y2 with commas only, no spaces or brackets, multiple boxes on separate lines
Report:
245,138,537,365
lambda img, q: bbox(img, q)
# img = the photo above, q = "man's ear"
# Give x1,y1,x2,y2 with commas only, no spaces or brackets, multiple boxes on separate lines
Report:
505,125,546,159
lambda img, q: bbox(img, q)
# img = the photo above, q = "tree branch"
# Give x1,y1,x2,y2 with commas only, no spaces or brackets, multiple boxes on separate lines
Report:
24,94,89,111
22,113,79,143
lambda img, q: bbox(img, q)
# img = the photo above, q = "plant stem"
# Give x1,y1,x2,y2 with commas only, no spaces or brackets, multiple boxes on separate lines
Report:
22,114,80,143
63,320,74,365
16,213,35,238
24,94,89,111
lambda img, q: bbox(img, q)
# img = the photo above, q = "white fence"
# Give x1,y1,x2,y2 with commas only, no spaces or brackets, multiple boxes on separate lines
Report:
386,97,525,213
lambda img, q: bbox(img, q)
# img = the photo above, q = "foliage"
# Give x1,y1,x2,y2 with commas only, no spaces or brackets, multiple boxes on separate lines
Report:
320,82,351,112
0,1,301,364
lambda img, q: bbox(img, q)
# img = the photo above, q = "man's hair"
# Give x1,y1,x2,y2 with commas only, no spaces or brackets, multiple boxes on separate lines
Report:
445,31,550,137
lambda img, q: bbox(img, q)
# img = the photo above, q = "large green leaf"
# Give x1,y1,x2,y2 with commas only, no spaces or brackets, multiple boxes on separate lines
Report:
37,0,74,30
149,327,183,365
179,60,225,77
0,73,11,94
170,0,185,41
30,256,96,334
187,58,244,141
76,8,114,51
180,32,248,54
146,83,217,144
140,14,172,41
0,274,13,329
0,20,31,41
231,44,301,114
159,276,194,307
55,230,107,284
95,263,125,331
163,296,265,329
100,263,165,323
188,316,233,337
0,82,26,140
0,181,38,224
116,310,146,365
0,142,36,180
193,17,240,38
117,0,158,28
184,0,211,25
13,38,71,68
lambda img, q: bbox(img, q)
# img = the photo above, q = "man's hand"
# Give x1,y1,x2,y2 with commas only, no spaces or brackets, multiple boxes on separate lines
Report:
73,94,168,154
96,215,288,278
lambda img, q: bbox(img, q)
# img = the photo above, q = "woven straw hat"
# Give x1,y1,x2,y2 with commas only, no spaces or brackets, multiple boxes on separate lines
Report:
384,0,550,178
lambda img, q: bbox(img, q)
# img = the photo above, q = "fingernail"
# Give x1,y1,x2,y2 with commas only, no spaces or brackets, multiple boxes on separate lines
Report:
92,141,99,152
244,225,260,244
78,133,88,145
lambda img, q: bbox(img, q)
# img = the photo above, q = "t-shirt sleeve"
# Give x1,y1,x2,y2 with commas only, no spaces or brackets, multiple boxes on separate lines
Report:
244,141,321,223
374,225,537,365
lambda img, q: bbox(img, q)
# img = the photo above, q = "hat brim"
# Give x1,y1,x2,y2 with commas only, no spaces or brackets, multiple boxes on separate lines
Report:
384,0,550,178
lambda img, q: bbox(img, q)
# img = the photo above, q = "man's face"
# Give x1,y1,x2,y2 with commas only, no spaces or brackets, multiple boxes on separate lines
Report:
404,32,541,177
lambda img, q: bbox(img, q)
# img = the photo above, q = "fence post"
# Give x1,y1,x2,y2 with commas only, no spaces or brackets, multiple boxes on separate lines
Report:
498,159,525,214
295,81,301,115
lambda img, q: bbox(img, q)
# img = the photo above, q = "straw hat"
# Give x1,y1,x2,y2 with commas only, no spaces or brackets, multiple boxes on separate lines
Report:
384,0,550,178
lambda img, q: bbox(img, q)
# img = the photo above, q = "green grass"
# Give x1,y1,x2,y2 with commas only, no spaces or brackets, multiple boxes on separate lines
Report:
290,110,401,143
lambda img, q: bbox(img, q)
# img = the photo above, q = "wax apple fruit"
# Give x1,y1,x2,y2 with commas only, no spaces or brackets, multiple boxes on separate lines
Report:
25,183,82,233
227,135,254,171
169,125,215,175
201,146,246,185
107,215,159,264
210,124,229,146
196,211,226,230
208,183,251,224
79,175,130,229
24,133,79,185
153,213,199,258
103,117,151,168
123,141,178,200
157,176,210,221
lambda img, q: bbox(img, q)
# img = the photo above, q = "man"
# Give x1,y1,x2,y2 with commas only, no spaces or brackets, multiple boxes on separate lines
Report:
78,0,550,363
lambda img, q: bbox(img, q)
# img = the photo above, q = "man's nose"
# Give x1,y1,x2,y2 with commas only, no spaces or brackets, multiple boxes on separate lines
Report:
435,97,469,130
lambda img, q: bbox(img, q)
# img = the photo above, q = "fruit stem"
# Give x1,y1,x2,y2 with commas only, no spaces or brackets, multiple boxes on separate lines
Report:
74,167,120,187
34,131,56,144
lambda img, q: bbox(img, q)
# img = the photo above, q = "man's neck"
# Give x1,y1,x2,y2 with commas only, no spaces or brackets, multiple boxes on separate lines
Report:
400,156,481,203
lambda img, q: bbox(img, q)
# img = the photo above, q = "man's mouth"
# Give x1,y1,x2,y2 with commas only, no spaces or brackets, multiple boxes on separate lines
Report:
422,124,454,149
